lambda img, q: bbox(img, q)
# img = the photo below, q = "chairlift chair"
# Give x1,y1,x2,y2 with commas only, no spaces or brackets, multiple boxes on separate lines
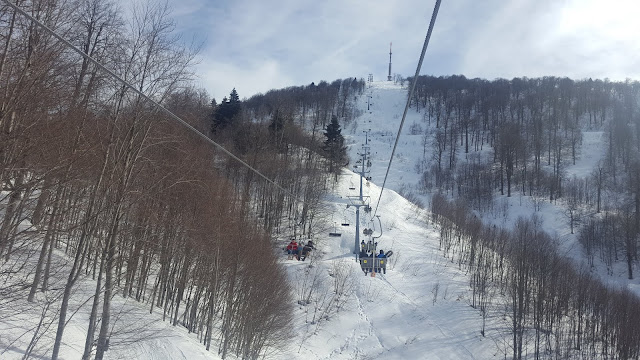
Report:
328,222,341,237
341,208,350,226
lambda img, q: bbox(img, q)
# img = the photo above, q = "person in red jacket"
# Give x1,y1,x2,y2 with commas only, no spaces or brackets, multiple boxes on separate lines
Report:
286,240,298,260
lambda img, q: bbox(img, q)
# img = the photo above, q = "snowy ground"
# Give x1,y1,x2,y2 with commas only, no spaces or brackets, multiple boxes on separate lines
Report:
2,80,635,359
277,81,509,359
343,80,426,195
0,247,222,360
279,170,506,359
345,81,638,296
277,80,637,359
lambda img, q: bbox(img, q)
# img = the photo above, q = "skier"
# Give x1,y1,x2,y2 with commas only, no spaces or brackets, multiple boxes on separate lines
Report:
300,241,314,261
375,250,387,274
286,239,298,260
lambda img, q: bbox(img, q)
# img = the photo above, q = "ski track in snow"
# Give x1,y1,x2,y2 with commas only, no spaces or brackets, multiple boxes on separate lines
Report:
378,275,476,359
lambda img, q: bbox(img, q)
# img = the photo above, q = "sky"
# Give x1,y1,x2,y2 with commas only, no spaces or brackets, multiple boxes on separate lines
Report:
160,0,640,100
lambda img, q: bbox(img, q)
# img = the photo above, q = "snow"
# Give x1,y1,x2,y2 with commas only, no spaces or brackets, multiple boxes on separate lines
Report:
280,173,503,359
278,80,636,359
2,80,634,359
565,131,605,178
0,251,222,360
344,81,426,194
277,81,506,359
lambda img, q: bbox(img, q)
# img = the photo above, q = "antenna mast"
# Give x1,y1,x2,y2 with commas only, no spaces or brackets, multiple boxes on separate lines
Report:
387,42,392,81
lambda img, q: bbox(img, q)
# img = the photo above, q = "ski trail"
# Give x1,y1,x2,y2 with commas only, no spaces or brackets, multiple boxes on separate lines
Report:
320,273,385,360
379,274,477,360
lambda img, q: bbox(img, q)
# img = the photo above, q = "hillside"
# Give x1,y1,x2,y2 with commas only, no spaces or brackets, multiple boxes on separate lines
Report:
278,171,501,359
345,80,638,295
279,78,640,359
0,79,501,359
2,77,640,359
0,81,502,359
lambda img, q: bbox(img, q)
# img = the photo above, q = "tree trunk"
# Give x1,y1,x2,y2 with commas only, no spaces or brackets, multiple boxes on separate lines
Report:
94,203,123,360
82,253,105,360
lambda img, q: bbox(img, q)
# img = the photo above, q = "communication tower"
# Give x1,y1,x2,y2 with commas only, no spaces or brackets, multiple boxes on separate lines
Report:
387,42,392,81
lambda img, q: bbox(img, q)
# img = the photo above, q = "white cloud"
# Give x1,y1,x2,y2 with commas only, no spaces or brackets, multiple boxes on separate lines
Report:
459,0,640,81
194,58,295,100
162,0,640,99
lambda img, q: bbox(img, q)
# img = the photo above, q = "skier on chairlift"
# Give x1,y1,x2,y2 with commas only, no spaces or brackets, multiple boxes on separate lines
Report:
286,239,298,260
300,241,314,261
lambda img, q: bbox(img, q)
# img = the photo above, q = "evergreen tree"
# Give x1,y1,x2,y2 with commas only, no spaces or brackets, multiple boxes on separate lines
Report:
229,88,240,106
323,115,347,178
211,89,241,133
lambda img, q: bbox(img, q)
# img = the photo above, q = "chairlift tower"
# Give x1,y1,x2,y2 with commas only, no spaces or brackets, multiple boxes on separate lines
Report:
348,135,372,254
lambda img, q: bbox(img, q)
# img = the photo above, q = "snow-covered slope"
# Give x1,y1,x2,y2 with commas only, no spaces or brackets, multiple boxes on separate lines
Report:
280,170,504,359
3,80,626,359
343,81,426,195
342,81,637,296
277,81,505,359
280,79,636,359
0,250,222,360
4,80,490,360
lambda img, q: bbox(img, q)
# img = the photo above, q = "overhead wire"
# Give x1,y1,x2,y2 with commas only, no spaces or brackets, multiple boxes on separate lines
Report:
372,0,442,218
1,0,300,202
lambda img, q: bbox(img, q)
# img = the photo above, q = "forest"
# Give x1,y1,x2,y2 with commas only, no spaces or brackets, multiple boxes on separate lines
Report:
431,194,640,359
405,74,640,358
405,74,640,280
0,0,360,359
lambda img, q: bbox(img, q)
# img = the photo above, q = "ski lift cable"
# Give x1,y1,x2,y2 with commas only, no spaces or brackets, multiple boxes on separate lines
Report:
372,0,442,218
1,0,302,203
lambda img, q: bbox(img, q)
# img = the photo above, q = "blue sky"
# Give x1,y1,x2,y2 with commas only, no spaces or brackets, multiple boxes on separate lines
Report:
159,0,640,100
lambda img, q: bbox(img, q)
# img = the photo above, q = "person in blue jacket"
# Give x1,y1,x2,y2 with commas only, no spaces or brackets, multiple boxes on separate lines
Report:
374,250,386,273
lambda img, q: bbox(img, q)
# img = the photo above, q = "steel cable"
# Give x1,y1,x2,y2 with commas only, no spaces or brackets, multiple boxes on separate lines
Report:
1,0,298,201
373,0,442,218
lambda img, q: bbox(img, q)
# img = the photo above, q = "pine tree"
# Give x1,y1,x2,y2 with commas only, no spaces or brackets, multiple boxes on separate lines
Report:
211,89,241,133
323,115,347,178
229,88,240,105
226,88,241,123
